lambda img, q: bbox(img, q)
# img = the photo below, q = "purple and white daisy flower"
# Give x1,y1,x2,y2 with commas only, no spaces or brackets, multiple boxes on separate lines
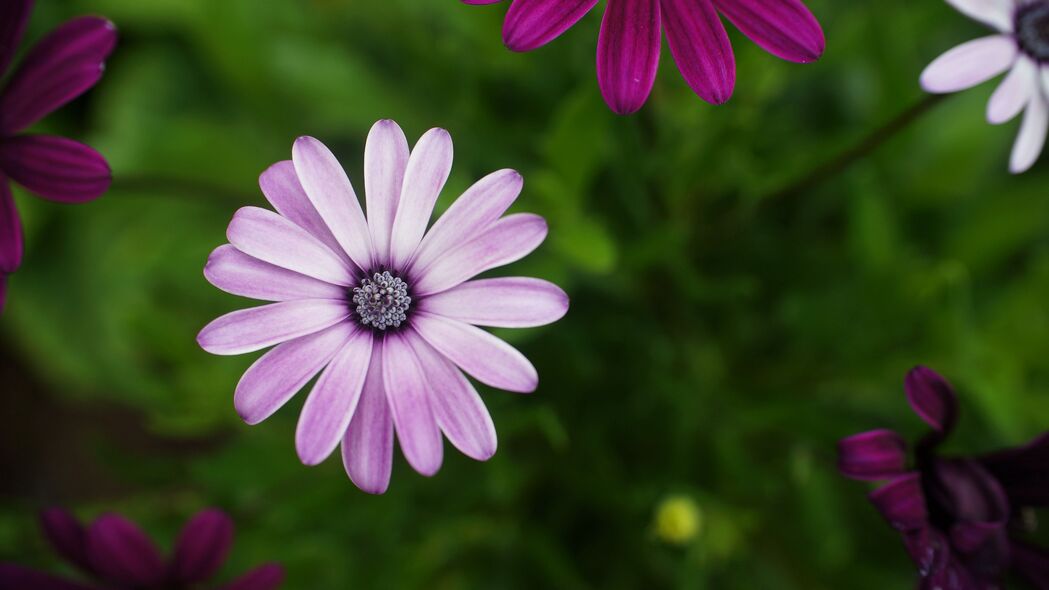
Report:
463,0,825,114
198,120,569,494
0,0,116,311
921,0,1049,173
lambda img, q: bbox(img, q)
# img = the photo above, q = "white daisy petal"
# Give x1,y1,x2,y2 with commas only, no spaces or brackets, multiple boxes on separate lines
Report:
920,35,1016,93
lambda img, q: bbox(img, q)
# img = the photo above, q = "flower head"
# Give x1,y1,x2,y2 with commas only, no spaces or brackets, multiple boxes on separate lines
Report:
0,507,284,590
921,0,1049,173
198,120,569,494
838,366,1049,589
0,0,116,311
463,0,824,114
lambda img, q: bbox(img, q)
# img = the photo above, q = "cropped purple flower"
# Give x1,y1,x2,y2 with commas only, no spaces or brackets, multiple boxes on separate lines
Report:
198,120,569,494
463,0,824,114
0,507,283,590
838,366,1049,589
0,0,116,311
921,0,1049,173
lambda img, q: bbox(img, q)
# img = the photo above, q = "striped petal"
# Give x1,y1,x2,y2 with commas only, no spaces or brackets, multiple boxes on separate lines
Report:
597,0,661,115
382,332,444,476
364,119,410,266
389,128,453,269
342,345,395,494
661,0,735,104
503,0,599,52
0,135,110,202
197,299,350,356
259,160,349,264
418,277,569,328
714,0,825,63
204,245,346,302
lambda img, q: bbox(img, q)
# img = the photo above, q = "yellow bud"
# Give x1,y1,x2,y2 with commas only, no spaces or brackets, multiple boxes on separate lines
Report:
654,495,702,545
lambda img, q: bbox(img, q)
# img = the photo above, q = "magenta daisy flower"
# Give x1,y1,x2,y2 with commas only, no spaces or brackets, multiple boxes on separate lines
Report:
921,0,1049,173
463,0,825,114
198,120,569,494
838,367,1049,589
0,507,284,590
0,0,116,310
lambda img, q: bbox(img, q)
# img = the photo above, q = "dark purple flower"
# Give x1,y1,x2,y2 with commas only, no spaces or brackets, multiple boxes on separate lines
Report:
0,0,116,311
463,0,824,114
0,507,284,590
838,366,1049,589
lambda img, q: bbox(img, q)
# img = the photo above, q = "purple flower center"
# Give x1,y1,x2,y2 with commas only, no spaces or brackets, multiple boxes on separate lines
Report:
1016,1,1049,61
352,271,411,331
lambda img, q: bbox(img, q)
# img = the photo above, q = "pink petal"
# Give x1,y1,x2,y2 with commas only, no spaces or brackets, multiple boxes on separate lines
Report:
342,345,395,494
1011,89,1049,174
988,57,1037,124
388,128,453,269
920,35,1016,94
292,136,374,271
837,429,909,481
85,515,165,587
412,213,548,297
0,179,22,274
204,244,346,302
418,277,568,328
171,509,233,584
295,330,374,465
226,206,356,286
0,135,110,202
868,473,929,530
947,0,1015,32
259,160,350,265
364,120,410,266
233,323,354,424
381,332,444,476
661,0,735,104
197,299,350,356
713,0,825,63
503,0,599,52
904,366,958,434
412,312,538,393
597,0,661,115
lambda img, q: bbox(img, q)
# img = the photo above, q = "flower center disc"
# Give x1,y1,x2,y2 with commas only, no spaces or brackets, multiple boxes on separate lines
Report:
1017,2,1049,61
353,271,411,330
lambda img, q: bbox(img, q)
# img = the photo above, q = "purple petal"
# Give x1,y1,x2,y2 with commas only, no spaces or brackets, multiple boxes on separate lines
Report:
204,245,346,302
171,508,233,584
0,16,116,134
388,128,453,270
928,459,1009,524
713,0,824,63
197,300,350,356
503,0,599,52
226,206,356,286
85,514,165,587
38,508,91,574
987,57,1037,124
0,564,96,590
1010,87,1048,174
464,0,503,3
836,429,909,481
904,366,958,434
980,432,1049,507
1010,539,1049,589
412,213,548,297
661,0,735,104
233,322,355,424
0,0,32,76
947,0,1015,32
920,35,1016,94
296,330,373,465
868,473,929,531
382,333,444,476
901,527,950,583
418,277,568,328
259,160,350,265
220,563,284,590
342,345,395,494
0,179,23,274
364,120,410,266
596,0,660,115
0,135,110,202
409,169,523,275
949,521,1005,554
412,312,538,393
409,335,497,461
291,136,374,271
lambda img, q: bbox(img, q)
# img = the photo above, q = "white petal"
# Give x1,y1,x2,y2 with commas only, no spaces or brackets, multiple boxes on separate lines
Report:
920,35,1016,93
417,277,569,328
341,345,395,494
381,332,444,476
364,120,410,266
1010,91,1049,173
388,128,454,269
946,0,1016,32
988,56,1037,124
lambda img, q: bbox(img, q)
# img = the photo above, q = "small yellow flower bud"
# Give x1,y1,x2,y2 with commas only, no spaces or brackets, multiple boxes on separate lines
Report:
654,495,702,545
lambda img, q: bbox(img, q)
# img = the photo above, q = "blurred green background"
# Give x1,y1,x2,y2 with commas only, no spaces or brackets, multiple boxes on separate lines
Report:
3,0,1049,588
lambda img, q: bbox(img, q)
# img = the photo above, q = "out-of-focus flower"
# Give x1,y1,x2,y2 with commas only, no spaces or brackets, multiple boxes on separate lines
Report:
0,507,284,590
462,0,824,114
0,0,116,311
838,366,1049,589
654,495,702,545
921,0,1049,173
198,120,569,494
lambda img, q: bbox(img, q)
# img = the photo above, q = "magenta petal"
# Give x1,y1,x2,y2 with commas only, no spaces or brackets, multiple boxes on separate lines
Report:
259,161,350,265
0,135,110,202
197,300,350,356
713,0,824,63
382,333,444,477
38,508,91,574
418,277,569,328
85,514,165,587
981,432,1049,507
171,509,233,584
342,345,395,494
503,0,599,52
661,0,735,104
904,366,958,434
0,179,22,274
463,0,503,4
413,312,538,393
0,16,116,134
597,0,661,115
0,564,96,590
220,563,284,590
868,473,929,531
204,245,346,302
837,429,909,481
0,0,32,76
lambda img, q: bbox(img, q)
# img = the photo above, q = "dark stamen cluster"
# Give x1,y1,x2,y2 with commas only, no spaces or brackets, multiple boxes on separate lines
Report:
1016,2,1049,62
352,271,411,331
